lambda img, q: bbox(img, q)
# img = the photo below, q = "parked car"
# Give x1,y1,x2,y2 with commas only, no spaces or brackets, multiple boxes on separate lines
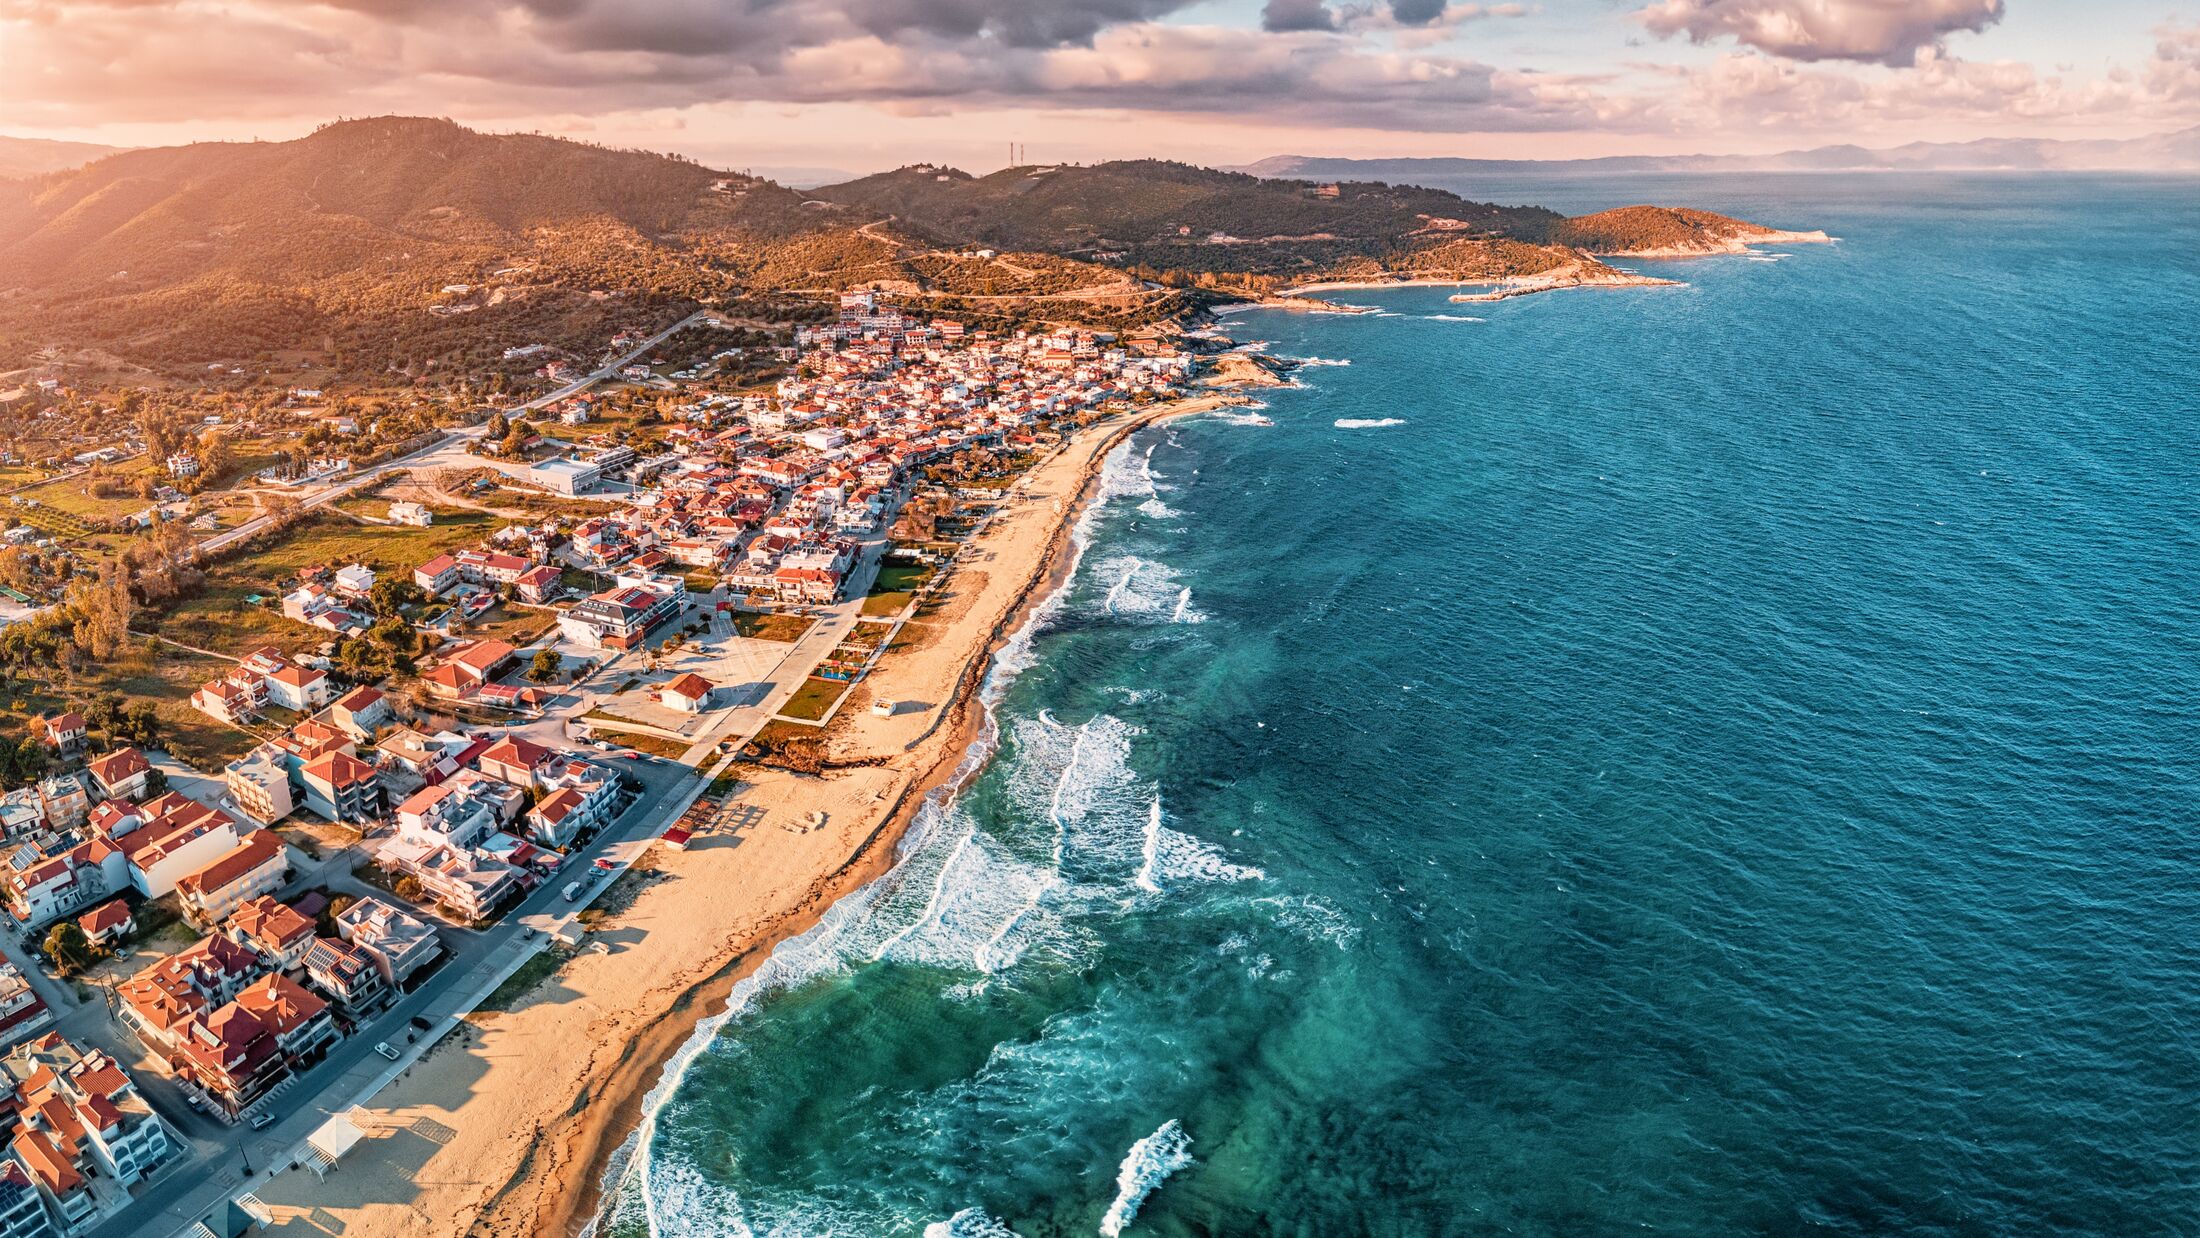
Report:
375,1042,400,1061
409,1015,433,1032
249,1111,277,1131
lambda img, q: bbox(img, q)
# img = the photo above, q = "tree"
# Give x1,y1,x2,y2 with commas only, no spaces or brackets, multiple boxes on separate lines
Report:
393,874,425,903
369,616,417,654
121,701,161,748
42,922,94,976
141,767,168,798
369,577,425,618
484,410,509,440
65,561,132,662
527,649,562,683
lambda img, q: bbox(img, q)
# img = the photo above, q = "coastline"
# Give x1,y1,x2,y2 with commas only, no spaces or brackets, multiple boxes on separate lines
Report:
510,390,1246,1237
247,389,1249,1238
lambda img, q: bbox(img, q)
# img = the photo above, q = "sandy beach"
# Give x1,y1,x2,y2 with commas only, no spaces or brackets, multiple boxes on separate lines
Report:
245,390,1246,1238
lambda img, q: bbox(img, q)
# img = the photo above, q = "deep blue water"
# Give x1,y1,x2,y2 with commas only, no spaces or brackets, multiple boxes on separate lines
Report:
605,175,2200,1237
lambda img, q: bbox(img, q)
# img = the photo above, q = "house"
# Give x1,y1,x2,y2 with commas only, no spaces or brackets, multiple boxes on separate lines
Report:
332,564,375,598
387,501,433,527
423,639,516,700
114,794,252,899
393,783,496,851
413,554,461,596
169,1003,286,1118
301,937,387,1016
231,973,338,1067
514,564,563,604
448,640,516,686
0,1034,176,1227
263,664,331,712
377,840,520,922
223,745,294,824
36,714,84,756
0,1161,52,1238
557,578,685,650
83,749,150,803
335,899,442,987
34,777,85,830
327,685,392,740
221,895,314,972
525,789,587,849
658,672,714,713
474,736,550,788
298,752,382,824
75,900,132,950
116,935,268,1052
190,678,260,725
0,963,52,1050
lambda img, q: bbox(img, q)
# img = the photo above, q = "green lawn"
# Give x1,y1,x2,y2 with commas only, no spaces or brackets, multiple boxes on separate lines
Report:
731,612,815,642
778,677,848,722
860,591,915,617
473,948,571,1015
14,476,154,522
871,561,936,593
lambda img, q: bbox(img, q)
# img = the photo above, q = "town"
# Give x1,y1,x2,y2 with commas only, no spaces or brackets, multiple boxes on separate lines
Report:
0,291,1198,1237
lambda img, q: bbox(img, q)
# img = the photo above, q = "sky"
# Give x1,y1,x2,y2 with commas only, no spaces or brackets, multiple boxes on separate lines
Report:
1,0,2196,176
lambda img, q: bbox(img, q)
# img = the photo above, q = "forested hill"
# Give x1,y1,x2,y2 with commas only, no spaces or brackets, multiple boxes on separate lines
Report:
814,160,1566,274
0,118,1810,382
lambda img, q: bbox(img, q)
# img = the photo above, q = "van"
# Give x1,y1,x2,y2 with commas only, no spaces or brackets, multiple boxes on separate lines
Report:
563,881,582,901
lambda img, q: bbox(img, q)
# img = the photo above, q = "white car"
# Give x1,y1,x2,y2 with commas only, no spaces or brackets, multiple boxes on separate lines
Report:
375,1042,400,1061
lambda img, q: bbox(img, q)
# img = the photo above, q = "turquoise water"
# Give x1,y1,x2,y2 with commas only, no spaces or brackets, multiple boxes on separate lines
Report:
602,175,2200,1237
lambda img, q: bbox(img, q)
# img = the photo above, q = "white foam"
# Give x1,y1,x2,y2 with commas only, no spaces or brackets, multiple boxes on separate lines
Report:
928,1208,1024,1238
1282,354,1351,366
1424,314,1486,322
1094,554,1206,625
1203,408,1274,427
1136,497,1179,519
1334,417,1406,429
1134,798,1163,894
1099,1120,1194,1237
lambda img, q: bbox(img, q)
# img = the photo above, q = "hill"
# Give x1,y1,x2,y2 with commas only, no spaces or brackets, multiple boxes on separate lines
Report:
0,119,1816,383
0,118,1187,380
0,135,121,180
1549,206,1830,256
812,161,1564,278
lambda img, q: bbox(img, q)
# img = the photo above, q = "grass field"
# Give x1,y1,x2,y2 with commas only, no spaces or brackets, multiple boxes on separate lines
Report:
157,508,509,655
778,677,849,722
0,640,264,769
14,475,154,522
731,611,815,642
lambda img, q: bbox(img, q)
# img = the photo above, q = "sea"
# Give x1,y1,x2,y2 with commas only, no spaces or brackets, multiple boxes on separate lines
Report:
595,174,2200,1237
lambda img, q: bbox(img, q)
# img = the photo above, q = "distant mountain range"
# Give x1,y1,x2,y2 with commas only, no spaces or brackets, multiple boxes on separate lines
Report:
0,135,122,179
1241,126,2200,179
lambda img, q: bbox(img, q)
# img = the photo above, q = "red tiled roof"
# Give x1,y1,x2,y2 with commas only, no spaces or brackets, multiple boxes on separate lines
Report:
178,832,285,900
302,751,375,788
662,672,712,701
86,747,149,786
333,685,385,712
78,900,131,934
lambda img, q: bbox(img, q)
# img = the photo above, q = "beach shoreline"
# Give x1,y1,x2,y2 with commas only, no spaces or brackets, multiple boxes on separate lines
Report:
418,387,1249,1238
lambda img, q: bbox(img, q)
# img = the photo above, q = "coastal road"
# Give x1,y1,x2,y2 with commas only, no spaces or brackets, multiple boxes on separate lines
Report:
93,756,706,1238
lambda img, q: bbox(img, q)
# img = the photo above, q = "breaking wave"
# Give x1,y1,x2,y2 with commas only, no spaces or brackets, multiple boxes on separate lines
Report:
1335,417,1406,429
1098,1120,1194,1237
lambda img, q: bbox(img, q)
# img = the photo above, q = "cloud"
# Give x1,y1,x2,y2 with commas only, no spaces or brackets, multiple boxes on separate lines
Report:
1261,0,1335,32
2148,23,2200,101
1638,0,2003,67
